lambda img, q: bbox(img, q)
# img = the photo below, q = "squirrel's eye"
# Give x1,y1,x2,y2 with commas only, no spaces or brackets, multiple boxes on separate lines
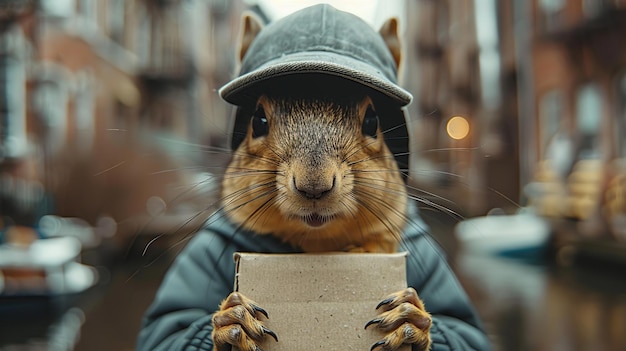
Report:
252,106,269,138
361,105,378,138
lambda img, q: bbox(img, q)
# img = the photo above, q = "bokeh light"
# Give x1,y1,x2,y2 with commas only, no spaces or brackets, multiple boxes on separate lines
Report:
446,116,470,140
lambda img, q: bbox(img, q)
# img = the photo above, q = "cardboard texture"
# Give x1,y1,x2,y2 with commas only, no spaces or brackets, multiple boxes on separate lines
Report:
234,252,411,351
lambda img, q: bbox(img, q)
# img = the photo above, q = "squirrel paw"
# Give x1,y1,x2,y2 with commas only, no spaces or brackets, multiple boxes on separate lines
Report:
212,292,277,351
365,287,432,351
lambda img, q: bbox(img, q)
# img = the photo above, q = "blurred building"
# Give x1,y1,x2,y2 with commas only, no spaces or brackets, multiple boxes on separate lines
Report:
1,2,624,350
522,0,626,260
2,0,625,251
405,0,626,262
405,0,520,216
1,2,246,346
0,0,246,243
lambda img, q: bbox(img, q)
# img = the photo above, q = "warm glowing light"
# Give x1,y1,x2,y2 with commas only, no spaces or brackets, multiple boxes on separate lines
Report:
446,116,470,140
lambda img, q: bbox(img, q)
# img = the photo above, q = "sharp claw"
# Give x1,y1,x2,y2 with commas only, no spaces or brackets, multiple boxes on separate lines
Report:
370,340,386,351
251,304,269,319
364,317,382,330
376,297,394,310
262,326,278,342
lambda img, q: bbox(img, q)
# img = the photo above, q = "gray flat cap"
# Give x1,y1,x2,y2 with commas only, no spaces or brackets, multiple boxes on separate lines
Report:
219,4,412,106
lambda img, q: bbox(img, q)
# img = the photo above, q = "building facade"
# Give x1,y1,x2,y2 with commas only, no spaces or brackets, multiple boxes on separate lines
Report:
0,0,245,240
405,0,626,252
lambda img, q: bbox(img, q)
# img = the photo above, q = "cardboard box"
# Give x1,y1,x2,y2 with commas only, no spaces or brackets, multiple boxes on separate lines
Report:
234,252,411,351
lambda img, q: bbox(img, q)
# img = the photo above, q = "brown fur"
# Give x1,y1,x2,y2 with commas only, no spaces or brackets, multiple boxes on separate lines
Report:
238,12,263,62
378,17,402,69
221,93,408,253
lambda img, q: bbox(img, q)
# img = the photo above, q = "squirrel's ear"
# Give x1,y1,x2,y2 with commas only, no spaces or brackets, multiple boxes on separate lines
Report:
379,17,402,69
239,12,264,62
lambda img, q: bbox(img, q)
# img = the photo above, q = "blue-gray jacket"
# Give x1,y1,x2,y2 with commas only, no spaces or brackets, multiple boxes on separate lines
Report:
137,206,492,350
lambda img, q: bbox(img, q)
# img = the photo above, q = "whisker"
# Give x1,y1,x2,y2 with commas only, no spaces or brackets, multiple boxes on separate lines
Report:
220,180,277,209
141,208,211,257
422,147,481,153
150,165,211,175
237,187,282,232
408,169,465,179
347,150,397,167
174,177,281,264
352,173,457,207
221,169,280,179
125,204,220,283
227,147,282,167
351,191,405,243
352,177,464,222
93,160,126,176
380,122,408,135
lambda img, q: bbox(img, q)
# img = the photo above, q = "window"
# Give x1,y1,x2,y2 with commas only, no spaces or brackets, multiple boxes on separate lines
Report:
539,90,563,155
74,72,94,150
540,90,575,177
538,0,565,31
576,84,602,159
40,0,75,17
77,0,99,31
135,5,151,66
582,0,608,17
0,55,27,159
618,73,626,157
108,0,125,44
34,79,68,153
435,1,449,47
539,0,566,12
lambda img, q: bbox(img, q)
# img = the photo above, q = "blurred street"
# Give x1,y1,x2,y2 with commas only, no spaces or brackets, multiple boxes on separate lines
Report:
2,0,626,350
427,212,626,351
21,212,619,351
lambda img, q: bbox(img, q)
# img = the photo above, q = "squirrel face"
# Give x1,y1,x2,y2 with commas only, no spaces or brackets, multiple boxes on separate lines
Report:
221,87,408,253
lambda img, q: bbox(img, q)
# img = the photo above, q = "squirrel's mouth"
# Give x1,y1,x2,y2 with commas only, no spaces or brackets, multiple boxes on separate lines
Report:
302,213,331,228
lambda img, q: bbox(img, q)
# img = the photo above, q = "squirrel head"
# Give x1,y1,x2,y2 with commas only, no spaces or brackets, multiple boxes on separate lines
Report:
220,5,410,252
221,78,408,253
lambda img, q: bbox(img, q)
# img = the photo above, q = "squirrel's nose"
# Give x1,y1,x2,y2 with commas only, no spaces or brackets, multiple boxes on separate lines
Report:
294,176,335,200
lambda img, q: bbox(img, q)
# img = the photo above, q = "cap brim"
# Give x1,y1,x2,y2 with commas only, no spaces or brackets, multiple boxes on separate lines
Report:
219,51,412,106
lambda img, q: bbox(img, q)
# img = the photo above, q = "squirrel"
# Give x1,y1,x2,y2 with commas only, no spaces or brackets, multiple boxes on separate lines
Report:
211,7,432,351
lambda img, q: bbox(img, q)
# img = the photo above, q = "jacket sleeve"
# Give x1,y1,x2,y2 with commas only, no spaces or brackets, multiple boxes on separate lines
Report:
404,226,492,351
136,230,236,351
